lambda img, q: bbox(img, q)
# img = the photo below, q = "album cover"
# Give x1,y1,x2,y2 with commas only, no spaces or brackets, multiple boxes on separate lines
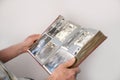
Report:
28,15,107,74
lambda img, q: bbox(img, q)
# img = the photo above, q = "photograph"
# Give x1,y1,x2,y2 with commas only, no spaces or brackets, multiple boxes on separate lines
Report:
30,34,51,55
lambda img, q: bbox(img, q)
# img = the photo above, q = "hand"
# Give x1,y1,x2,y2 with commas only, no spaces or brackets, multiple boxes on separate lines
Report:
0,34,41,62
48,58,80,80
21,34,41,53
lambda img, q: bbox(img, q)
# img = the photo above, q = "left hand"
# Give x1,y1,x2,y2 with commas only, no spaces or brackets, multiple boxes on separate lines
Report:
0,34,41,62
21,34,41,53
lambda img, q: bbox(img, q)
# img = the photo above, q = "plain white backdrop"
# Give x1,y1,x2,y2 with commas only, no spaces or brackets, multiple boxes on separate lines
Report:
0,0,120,80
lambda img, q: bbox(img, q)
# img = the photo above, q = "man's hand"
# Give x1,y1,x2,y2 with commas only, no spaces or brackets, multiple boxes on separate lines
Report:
21,34,41,53
48,58,80,80
0,34,41,62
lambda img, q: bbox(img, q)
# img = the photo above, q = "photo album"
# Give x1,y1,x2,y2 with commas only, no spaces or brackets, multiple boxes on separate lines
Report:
28,15,107,74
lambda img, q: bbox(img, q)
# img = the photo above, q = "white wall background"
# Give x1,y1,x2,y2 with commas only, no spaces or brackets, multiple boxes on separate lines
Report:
0,0,120,80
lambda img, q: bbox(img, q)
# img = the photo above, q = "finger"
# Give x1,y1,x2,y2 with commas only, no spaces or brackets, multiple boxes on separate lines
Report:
29,34,41,41
72,67,80,74
62,58,76,68
25,34,41,42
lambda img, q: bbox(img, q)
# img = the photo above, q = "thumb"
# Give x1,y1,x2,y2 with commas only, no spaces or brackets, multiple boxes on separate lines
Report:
62,58,76,68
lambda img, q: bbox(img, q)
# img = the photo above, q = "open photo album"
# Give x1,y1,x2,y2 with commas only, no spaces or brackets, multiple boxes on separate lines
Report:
27,15,107,74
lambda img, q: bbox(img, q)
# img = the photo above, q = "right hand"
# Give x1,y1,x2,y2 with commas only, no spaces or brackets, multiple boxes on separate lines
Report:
48,58,80,80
